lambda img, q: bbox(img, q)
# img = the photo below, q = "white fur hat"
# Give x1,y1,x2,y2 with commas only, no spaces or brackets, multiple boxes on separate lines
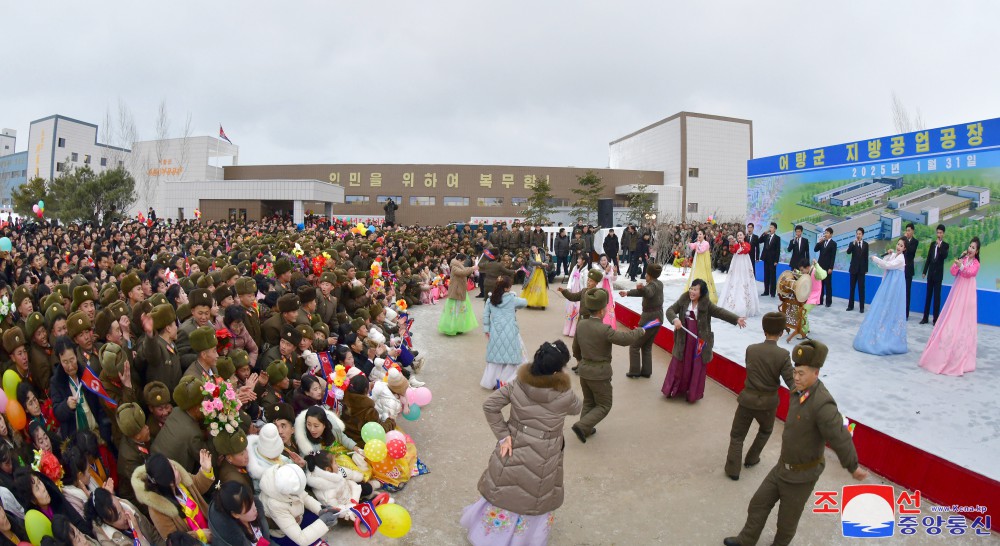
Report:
274,463,306,496
346,366,363,380
385,307,398,322
368,328,386,345
256,423,283,459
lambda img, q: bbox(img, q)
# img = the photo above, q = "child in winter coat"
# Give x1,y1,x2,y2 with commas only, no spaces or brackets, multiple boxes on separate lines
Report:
258,463,341,546
371,368,409,421
304,451,379,517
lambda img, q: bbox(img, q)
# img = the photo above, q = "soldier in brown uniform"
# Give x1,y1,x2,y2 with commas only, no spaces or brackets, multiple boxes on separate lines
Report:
116,402,151,510
143,381,172,443
24,312,54,398
557,269,603,373
140,304,183,393
315,272,339,332
570,289,644,444
261,293,301,350
99,343,138,445
151,375,209,474
725,312,794,480
619,263,664,378
176,288,214,368
236,277,263,351
725,340,867,546
214,428,253,493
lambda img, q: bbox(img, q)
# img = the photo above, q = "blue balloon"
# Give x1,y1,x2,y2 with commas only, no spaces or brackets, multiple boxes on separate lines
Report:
296,222,305,231
402,404,421,421
0,237,10,252
367,224,376,233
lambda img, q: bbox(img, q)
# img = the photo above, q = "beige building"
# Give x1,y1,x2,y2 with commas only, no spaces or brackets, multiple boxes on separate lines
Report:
224,164,663,225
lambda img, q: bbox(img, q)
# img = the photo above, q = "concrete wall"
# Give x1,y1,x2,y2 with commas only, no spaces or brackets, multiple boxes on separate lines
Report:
26,116,129,180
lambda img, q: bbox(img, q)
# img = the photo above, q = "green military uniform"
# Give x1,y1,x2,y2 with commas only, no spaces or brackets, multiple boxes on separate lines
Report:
115,403,150,510
236,277,264,352
99,344,139,445
315,273,339,333
214,429,253,493
141,305,183,393
24,313,54,399
731,340,859,546
559,269,604,372
725,312,795,480
175,288,213,368
261,293,301,349
570,289,644,443
143,382,171,443
182,326,220,379
624,264,664,377
151,375,208,474
479,259,516,296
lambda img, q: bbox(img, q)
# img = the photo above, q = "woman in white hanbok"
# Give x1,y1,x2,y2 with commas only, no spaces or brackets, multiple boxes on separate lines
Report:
717,231,760,317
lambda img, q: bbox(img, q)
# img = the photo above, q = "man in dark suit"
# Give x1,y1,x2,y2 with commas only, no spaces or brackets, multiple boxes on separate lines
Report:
747,223,761,270
813,227,836,307
902,223,919,319
787,224,810,270
845,227,869,313
760,222,781,298
921,224,949,325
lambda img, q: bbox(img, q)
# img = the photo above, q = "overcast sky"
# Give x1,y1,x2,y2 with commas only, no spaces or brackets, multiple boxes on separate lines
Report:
3,1,996,168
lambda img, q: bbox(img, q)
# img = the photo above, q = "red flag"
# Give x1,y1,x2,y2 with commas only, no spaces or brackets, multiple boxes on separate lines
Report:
81,366,118,408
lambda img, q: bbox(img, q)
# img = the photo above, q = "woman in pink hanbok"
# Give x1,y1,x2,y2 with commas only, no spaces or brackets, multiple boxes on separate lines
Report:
562,256,587,336
598,254,617,329
919,237,981,376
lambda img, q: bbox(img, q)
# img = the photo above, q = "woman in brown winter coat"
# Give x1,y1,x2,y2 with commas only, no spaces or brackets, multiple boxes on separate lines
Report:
460,340,582,546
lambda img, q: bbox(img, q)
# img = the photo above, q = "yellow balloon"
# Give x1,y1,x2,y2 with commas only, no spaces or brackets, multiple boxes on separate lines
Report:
2,370,21,401
364,439,387,462
376,503,412,538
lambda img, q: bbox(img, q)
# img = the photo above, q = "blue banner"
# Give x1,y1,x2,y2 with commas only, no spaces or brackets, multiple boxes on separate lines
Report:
749,117,1000,178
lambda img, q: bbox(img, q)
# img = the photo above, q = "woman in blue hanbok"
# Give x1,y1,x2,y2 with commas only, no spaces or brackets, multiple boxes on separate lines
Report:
853,238,908,355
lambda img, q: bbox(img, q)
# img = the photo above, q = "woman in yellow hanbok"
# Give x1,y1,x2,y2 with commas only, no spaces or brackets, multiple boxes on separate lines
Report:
522,245,550,309
685,229,718,303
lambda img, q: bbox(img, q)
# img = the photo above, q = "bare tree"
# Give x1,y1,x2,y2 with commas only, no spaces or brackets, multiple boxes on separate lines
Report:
891,91,925,134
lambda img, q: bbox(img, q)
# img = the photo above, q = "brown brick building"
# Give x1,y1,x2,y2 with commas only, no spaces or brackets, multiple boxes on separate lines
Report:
224,164,663,225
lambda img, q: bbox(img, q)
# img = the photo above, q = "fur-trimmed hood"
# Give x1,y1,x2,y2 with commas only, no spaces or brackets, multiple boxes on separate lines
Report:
131,459,194,517
294,406,347,455
516,364,572,392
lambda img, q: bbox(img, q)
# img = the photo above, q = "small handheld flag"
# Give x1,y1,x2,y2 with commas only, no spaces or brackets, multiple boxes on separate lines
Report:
81,366,118,408
641,319,662,330
483,249,495,260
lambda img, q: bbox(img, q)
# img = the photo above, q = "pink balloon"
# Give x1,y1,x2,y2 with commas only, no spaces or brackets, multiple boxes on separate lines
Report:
385,430,405,443
0,390,7,413
404,434,414,444
405,388,418,405
32,205,39,213
411,387,432,407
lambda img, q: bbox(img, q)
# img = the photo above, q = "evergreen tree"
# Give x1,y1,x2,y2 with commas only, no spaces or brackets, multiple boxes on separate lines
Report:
523,175,555,225
569,170,605,224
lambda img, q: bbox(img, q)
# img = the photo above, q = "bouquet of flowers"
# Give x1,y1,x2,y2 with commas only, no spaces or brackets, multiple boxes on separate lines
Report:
33,450,64,486
0,295,11,322
201,379,242,437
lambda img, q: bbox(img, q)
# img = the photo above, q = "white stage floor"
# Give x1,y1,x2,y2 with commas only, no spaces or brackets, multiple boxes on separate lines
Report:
612,267,1000,482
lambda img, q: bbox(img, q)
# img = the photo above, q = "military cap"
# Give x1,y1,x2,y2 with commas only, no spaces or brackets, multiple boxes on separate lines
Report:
173,375,206,411
213,256,228,270
583,288,608,313
209,271,224,287
2,327,26,353
587,269,604,283
121,273,141,296
282,324,302,345
179,277,196,293
194,256,211,273
42,293,62,312
24,312,45,338
220,265,239,282
214,286,235,306
45,303,67,328
189,288,212,309
277,293,300,313
296,324,314,342
349,284,365,298
71,285,96,312
116,403,146,438
54,284,71,301
94,310,113,339
312,322,330,337
100,343,127,377
107,301,128,321
265,401,295,423
296,286,317,305
213,428,248,456
216,356,235,380
229,348,250,369
274,259,292,276
266,360,289,385
67,311,92,339
12,285,32,307
189,325,217,353
335,270,348,284
111,264,126,278
367,304,384,320
350,317,366,333
144,294,166,310
355,308,370,321
99,284,119,308
319,272,337,286
143,381,171,407
235,277,256,296
762,312,787,336
197,275,214,289
792,339,829,368
176,303,192,323
336,312,350,326
647,263,663,279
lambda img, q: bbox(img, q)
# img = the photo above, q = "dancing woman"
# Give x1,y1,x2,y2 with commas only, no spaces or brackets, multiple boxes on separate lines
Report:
481,276,528,389
597,255,618,329
919,237,981,376
438,253,479,336
685,230,718,303
717,232,760,317
852,238,907,355
522,245,550,310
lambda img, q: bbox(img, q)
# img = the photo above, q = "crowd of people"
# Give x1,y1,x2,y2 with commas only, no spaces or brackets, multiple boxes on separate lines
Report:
0,213,489,545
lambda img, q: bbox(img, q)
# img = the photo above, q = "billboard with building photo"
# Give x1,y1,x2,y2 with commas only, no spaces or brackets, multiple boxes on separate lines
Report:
747,117,1000,291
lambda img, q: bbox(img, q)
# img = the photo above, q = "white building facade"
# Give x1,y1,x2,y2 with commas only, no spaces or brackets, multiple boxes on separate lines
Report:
129,135,239,215
25,115,130,180
609,111,752,222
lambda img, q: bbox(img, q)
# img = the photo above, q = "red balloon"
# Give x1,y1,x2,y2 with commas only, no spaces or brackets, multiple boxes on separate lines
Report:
387,439,407,460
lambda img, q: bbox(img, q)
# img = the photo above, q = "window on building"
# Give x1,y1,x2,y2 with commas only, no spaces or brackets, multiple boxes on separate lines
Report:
688,168,699,178
410,196,435,206
71,152,78,162
376,195,402,203
100,157,108,167
511,197,528,207
443,197,469,206
345,195,370,204
478,197,504,207
117,160,123,168
56,162,66,173
687,203,699,213
83,154,91,164
545,198,569,207
57,138,66,148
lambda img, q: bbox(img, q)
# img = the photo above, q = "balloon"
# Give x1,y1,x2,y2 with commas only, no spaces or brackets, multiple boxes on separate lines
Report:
364,439,387,462
375,503,412,538
402,404,421,421
38,200,43,208
5,400,26,431
2,370,20,401
367,224,376,233
24,509,52,546
410,387,432,407
385,430,405,444
361,422,387,444
0,237,11,252
32,205,39,213
386,438,407,460
0,390,7,413
404,434,414,444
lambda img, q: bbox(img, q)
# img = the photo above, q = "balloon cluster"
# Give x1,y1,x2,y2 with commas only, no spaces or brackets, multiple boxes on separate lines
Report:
31,200,45,218
1,370,26,431
350,222,378,235
403,386,432,421
194,208,202,220
707,214,717,225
